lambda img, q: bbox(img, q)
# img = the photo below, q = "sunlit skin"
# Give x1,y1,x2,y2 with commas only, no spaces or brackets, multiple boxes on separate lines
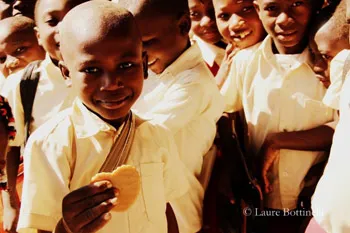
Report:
308,38,330,88
189,0,223,44
213,0,265,49
34,0,87,62
0,18,45,77
253,0,313,54
59,11,146,127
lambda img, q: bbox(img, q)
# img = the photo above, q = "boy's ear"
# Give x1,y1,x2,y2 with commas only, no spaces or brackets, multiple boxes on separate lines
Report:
253,1,260,13
34,26,42,46
142,51,148,79
58,61,72,86
178,13,191,36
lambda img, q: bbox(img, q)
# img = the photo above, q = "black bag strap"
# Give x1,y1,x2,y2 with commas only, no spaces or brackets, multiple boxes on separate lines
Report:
341,52,350,83
20,60,42,145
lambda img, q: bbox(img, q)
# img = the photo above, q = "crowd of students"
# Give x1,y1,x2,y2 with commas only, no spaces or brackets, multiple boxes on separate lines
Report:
0,0,348,232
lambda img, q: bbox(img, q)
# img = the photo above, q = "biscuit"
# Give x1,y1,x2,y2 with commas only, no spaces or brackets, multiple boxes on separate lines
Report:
91,165,141,212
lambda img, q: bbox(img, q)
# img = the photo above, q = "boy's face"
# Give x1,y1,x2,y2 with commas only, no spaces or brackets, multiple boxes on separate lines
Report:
135,13,190,74
61,25,145,124
213,0,265,49
254,0,313,54
12,0,36,19
307,38,330,88
35,0,82,61
0,29,45,77
189,0,222,44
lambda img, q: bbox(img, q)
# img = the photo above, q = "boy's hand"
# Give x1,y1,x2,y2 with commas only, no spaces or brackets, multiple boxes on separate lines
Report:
60,181,118,233
259,134,280,194
216,43,239,89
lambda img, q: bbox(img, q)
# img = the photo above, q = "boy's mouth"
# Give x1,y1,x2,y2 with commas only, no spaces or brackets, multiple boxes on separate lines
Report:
231,30,252,42
97,96,131,110
148,59,157,66
276,31,297,41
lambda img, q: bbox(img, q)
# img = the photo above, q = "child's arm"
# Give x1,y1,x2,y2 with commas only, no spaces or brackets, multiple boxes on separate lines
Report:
54,181,118,233
260,124,334,193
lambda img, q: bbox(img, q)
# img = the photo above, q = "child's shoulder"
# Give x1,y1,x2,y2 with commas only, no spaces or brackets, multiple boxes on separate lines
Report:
26,108,74,146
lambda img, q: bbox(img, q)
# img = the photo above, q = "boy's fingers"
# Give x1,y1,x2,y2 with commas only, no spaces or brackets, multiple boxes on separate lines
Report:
66,188,117,219
72,197,117,230
78,212,112,233
63,181,113,205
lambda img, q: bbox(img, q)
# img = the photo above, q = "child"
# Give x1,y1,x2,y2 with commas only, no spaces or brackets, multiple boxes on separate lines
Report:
117,0,225,231
0,16,45,79
1,0,89,231
188,0,226,75
17,2,189,232
212,0,266,88
309,0,350,109
220,0,332,232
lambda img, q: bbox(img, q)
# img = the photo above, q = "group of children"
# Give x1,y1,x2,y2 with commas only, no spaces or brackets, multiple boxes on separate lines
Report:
0,0,348,232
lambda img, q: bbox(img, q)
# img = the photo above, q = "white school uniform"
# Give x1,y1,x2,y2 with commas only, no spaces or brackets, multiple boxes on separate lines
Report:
221,36,334,210
192,35,225,68
323,49,350,110
311,71,350,233
1,54,75,147
17,99,189,233
133,43,225,232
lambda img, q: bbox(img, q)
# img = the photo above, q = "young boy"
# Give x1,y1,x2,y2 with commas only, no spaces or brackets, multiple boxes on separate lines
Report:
0,16,45,79
308,1,350,232
213,0,266,88
189,0,226,75
309,0,350,109
1,0,89,231
221,0,332,232
17,2,189,232
117,0,224,232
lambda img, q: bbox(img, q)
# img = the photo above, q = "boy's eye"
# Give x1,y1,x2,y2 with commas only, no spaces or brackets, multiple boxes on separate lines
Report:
242,6,254,13
84,67,101,74
218,13,230,21
45,18,59,27
292,1,304,7
3,0,15,4
14,47,26,55
0,57,6,64
143,39,156,47
322,54,332,61
265,5,277,11
119,62,134,69
190,11,201,19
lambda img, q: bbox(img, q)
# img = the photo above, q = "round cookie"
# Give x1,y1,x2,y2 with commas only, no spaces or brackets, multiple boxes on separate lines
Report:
91,165,141,212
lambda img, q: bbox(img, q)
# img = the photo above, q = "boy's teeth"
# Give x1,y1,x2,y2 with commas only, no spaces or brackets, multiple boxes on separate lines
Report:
240,31,251,39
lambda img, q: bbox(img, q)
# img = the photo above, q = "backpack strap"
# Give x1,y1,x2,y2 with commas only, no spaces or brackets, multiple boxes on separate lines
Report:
341,52,350,83
20,60,42,145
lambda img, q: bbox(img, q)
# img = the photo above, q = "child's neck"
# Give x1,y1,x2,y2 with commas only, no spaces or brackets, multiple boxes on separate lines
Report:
272,37,308,55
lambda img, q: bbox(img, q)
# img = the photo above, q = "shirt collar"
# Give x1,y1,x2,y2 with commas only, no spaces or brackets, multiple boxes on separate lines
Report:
42,53,65,83
158,43,203,79
71,98,118,138
193,35,224,67
260,35,309,70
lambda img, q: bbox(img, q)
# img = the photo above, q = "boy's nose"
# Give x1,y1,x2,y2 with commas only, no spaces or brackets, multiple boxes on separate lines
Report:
275,12,294,29
100,74,123,91
228,14,245,31
200,15,212,27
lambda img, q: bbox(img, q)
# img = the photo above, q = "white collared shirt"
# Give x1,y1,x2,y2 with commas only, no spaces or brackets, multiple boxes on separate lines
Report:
133,43,225,232
1,54,76,147
192,35,225,67
323,49,350,110
312,71,350,233
18,99,189,233
221,36,334,209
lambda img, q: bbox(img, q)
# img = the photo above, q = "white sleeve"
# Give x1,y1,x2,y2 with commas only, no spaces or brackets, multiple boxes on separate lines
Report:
17,123,72,232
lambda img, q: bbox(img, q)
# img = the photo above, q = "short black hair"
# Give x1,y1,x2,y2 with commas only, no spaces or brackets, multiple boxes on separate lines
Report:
311,0,348,41
118,0,189,19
